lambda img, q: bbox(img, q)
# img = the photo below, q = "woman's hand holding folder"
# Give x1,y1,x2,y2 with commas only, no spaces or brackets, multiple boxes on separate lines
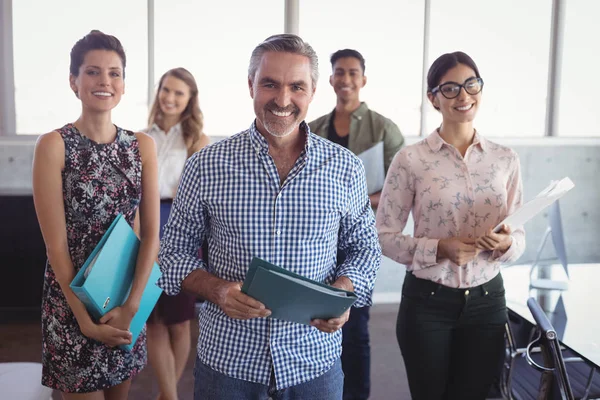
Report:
99,304,137,332
80,320,132,348
476,224,513,253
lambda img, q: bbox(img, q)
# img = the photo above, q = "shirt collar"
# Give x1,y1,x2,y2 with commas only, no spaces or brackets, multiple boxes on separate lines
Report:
249,120,313,155
426,128,487,153
329,101,369,123
149,122,182,136
351,102,369,121
473,130,488,152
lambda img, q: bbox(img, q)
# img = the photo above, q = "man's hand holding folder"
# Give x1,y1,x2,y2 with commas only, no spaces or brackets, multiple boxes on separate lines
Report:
310,276,353,333
216,281,272,320
182,269,272,321
240,257,358,330
183,257,356,333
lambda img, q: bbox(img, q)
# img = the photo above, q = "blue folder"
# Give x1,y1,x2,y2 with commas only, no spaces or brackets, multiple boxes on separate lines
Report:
70,214,163,351
241,257,357,325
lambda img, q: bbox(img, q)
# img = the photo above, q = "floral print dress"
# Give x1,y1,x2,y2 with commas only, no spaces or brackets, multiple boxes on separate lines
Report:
41,123,147,393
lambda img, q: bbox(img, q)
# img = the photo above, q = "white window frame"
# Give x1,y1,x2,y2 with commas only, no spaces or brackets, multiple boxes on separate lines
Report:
0,0,16,138
1,0,598,142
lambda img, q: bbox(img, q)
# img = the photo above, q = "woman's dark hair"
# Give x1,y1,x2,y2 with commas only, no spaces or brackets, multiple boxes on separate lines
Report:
70,30,126,77
427,51,480,93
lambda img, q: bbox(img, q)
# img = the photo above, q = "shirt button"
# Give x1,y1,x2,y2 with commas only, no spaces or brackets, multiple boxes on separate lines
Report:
276,230,281,235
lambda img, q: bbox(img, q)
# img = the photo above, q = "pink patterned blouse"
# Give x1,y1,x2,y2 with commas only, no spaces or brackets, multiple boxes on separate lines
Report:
376,130,526,288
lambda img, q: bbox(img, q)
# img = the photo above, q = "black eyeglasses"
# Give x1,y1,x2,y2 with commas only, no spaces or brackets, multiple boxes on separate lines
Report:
431,77,484,99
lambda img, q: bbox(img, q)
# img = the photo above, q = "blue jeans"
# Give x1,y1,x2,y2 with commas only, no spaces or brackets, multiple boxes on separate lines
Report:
341,306,370,400
193,357,344,400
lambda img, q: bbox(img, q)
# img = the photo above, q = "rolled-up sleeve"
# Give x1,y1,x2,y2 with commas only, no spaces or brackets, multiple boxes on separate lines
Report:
336,158,382,307
157,153,207,295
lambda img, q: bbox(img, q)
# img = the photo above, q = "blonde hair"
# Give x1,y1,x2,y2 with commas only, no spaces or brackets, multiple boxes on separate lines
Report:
148,68,205,157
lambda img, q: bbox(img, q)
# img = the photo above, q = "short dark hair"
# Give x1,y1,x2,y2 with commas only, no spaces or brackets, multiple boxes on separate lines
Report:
427,51,480,93
70,30,126,78
330,49,366,74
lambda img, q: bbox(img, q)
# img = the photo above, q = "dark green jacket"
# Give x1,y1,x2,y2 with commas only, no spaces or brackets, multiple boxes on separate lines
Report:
308,102,404,174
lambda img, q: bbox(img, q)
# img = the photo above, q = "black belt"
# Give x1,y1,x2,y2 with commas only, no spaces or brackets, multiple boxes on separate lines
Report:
160,198,173,204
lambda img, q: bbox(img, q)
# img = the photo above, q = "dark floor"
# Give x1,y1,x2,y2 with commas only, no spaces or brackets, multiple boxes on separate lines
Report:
0,303,410,400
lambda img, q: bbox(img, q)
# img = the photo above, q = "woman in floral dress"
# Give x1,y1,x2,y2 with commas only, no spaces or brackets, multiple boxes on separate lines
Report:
32,30,159,399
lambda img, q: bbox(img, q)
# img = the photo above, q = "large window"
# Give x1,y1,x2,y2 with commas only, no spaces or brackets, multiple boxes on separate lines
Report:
12,0,148,134
425,0,552,137
558,0,600,137
3,1,599,139
300,0,424,136
153,0,284,137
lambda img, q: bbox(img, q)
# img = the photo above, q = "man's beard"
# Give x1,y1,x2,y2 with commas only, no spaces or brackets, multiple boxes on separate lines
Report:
262,101,300,138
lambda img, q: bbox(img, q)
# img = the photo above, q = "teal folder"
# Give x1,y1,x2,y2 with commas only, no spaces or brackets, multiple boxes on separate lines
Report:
70,214,163,351
241,257,357,325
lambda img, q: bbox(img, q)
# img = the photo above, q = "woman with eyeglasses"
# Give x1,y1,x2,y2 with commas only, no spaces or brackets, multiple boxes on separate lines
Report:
376,51,525,400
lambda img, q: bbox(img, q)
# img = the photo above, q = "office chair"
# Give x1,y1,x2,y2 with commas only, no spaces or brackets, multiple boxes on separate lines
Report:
525,296,575,399
500,298,600,400
500,310,539,400
529,201,569,291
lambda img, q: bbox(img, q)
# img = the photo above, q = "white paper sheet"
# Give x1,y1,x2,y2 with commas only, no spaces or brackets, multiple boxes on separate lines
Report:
493,177,575,232
357,142,385,195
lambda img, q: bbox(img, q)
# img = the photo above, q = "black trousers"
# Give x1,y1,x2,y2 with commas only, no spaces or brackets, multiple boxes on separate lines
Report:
341,306,370,400
336,249,371,400
397,272,507,400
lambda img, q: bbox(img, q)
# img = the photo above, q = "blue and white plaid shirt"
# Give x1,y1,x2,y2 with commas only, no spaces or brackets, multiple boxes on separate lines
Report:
157,121,381,389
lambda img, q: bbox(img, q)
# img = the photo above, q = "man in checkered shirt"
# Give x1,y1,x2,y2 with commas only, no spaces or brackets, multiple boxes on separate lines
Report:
158,34,381,400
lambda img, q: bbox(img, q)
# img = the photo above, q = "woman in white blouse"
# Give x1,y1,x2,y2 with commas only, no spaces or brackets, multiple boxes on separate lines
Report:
146,68,209,400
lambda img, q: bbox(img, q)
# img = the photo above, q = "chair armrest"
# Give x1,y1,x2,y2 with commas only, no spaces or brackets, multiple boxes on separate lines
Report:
527,297,556,338
525,332,554,372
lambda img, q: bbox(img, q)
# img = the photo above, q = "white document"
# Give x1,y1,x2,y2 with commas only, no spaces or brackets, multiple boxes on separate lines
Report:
357,142,385,195
493,177,575,232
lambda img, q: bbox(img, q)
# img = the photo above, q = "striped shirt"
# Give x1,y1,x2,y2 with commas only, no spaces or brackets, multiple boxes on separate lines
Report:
157,121,381,389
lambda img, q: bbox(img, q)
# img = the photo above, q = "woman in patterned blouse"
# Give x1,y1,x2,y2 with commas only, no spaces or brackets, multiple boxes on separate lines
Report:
376,51,525,400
